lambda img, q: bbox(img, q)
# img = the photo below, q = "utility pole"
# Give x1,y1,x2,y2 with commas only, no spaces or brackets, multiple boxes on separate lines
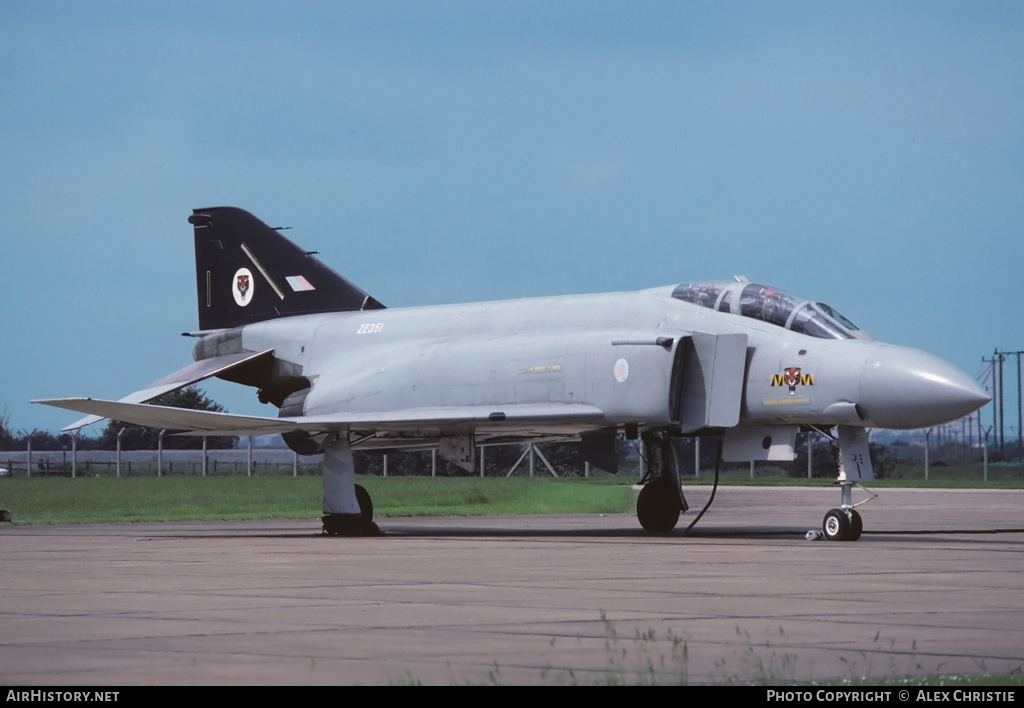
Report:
991,349,1024,455
998,350,1004,455
994,350,1024,450
982,352,1004,456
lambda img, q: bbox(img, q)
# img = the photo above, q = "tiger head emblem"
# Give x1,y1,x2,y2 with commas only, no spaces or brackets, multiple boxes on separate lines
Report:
783,367,802,395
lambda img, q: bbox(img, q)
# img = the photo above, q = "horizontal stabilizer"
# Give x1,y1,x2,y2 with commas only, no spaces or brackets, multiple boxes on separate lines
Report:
34,397,606,438
56,350,274,432
38,397,302,436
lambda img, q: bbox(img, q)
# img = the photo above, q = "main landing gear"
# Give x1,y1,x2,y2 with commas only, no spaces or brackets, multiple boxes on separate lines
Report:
320,436,381,537
322,484,379,536
636,432,689,533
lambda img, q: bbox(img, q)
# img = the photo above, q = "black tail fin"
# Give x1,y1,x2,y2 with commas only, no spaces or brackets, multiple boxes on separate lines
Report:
190,206,384,330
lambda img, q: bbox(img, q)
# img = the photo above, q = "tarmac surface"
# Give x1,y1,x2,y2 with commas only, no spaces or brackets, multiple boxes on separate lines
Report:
2,486,1023,685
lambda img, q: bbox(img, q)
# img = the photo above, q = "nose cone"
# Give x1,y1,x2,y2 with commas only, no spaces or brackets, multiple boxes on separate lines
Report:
859,345,990,429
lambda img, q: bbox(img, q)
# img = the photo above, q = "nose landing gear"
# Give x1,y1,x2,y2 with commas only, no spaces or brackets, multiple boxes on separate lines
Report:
820,426,876,542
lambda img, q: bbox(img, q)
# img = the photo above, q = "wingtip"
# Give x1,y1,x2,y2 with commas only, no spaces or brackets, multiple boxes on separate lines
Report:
32,397,93,405
31,398,104,432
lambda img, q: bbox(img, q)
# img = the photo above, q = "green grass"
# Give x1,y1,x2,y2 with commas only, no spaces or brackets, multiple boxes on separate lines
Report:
0,476,321,524
0,475,638,525
2,463,1021,525
685,460,1024,488
365,475,634,516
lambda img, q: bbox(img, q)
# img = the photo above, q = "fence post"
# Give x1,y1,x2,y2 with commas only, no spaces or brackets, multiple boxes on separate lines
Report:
924,428,932,481
247,436,253,477
983,427,991,483
158,430,165,477
116,427,125,478
695,436,701,479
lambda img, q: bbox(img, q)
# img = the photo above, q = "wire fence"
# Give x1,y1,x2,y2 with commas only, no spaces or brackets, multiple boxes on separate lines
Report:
0,447,319,478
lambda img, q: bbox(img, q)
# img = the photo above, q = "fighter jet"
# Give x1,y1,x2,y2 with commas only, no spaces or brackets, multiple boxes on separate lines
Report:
36,207,990,540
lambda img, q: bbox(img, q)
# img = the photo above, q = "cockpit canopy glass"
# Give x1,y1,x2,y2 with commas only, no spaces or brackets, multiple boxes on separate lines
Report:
671,281,867,340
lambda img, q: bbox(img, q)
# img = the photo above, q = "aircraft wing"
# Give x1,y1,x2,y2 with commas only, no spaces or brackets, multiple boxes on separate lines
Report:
57,350,275,432
34,397,607,438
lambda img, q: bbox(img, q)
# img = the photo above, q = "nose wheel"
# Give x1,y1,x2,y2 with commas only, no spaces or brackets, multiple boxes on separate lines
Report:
823,507,862,542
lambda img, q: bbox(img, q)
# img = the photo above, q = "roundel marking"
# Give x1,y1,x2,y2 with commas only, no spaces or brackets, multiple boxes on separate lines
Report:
233,267,254,307
614,358,629,383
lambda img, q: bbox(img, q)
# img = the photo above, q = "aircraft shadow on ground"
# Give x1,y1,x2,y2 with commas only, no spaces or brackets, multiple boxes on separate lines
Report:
142,523,1024,541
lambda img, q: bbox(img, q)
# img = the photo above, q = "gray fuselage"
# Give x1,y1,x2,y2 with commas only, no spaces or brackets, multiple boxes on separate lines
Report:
199,285,984,438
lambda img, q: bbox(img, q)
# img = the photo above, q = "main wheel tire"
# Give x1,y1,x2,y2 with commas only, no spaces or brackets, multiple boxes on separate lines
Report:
823,508,851,541
848,508,863,541
322,485,380,537
322,513,361,536
637,481,681,533
355,484,373,523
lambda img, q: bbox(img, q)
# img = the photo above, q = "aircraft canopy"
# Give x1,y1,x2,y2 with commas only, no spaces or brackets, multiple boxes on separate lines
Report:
671,281,869,341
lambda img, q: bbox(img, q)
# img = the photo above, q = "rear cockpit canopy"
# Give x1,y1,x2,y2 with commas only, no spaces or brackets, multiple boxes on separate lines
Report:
671,280,870,340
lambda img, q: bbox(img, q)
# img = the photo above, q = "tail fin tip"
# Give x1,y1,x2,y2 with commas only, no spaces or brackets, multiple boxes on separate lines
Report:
192,206,383,331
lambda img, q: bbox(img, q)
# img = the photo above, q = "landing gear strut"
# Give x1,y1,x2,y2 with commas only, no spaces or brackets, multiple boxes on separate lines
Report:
636,432,688,533
320,436,381,537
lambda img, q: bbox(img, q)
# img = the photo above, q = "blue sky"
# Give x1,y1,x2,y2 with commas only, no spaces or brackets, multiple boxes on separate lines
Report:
1,1,1021,436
